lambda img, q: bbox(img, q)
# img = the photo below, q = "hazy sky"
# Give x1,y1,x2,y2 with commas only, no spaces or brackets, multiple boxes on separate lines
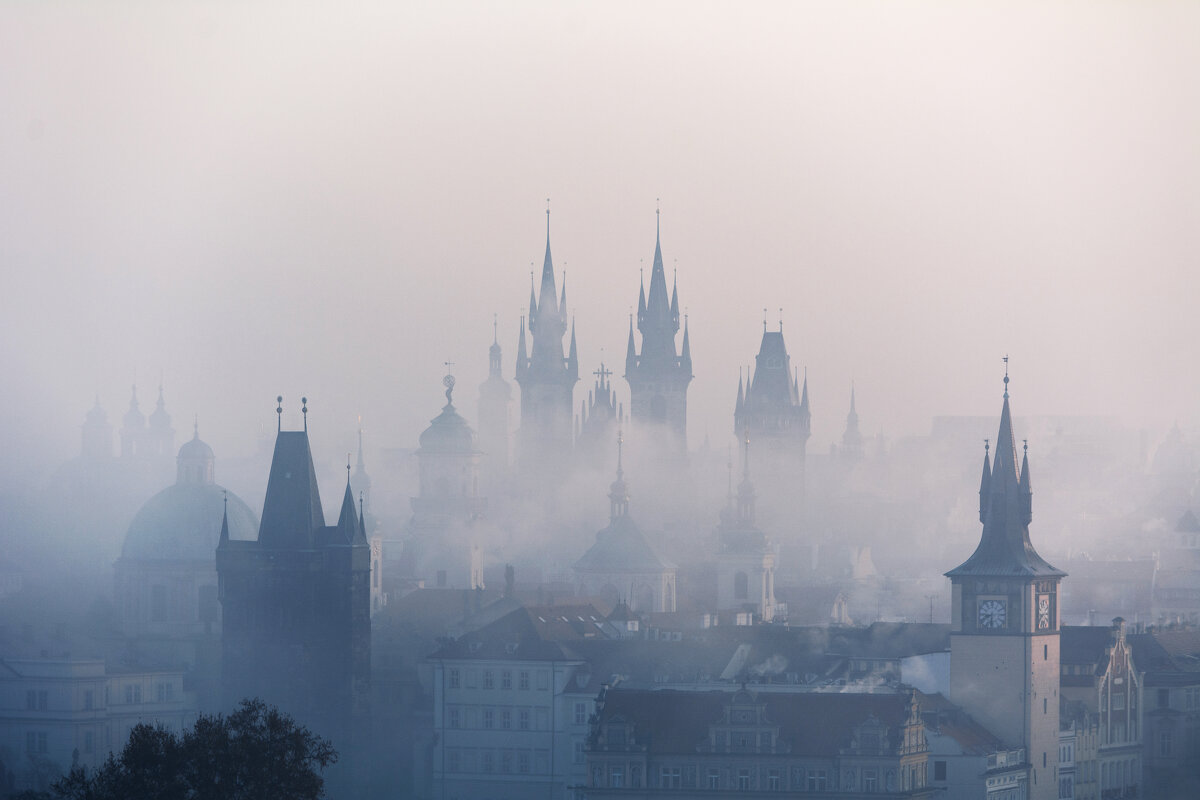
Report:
2,1,1198,486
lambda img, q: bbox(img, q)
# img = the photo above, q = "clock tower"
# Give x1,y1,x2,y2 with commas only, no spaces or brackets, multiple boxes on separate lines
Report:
946,374,1065,800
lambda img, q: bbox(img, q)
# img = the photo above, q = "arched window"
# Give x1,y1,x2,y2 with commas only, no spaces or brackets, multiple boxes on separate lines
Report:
734,572,748,600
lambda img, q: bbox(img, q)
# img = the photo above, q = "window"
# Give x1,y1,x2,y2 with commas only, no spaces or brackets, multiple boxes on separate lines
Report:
738,769,751,790
500,751,512,773
760,731,772,749
483,671,494,689
807,770,828,791
934,761,947,781
124,684,142,704
863,770,878,791
501,710,511,729
502,670,512,690
518,751,530,774
768,769,781,790
1113,693,1125,710
574,740,585,764
575,702,588,725
708,769,721,789
663,767,682,788
449,669,460,689
483,709,494,729
1158,730,1172,757
448,708,460,729
519,709,530,730
608,726,626,746
519,671,530,690
611,766,624,788
482,751,494,773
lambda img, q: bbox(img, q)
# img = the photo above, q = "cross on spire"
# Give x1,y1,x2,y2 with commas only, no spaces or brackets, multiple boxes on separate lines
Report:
593,364,612,382
1002,354,1010,398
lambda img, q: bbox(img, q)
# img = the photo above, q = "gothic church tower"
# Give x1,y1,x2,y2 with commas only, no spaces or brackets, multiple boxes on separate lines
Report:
946,374,1065,800
624,210,692,455
515,209,578,471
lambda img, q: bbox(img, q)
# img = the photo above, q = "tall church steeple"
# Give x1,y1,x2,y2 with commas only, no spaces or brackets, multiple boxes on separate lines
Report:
516,207,579,472
624,206,693,454
479,316,514,479
947,369,1065,800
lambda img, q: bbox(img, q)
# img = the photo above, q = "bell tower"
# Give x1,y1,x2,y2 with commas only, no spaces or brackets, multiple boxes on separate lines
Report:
946,368,1065,800
624,207,692,454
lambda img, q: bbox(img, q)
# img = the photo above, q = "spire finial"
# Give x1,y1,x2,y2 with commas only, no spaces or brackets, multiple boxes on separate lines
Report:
656,199,660,239
493,313,498,344
346,453,352,484
1023,439,1028,454
301,397,308,431
1002,354,1010,399
443,371,456,407
276,395,283,432
223,488,227,513
546,197,551,238
359,491,364,520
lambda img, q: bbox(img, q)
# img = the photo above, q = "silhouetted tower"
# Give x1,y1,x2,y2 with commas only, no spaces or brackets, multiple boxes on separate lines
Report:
734,323,811,450
515,208,578,471
478,317,513,478
145,384,175,458
218,397,370,746
841,384,864,462
81,396,113,461
625,208,692,454
120,385,147,458
946,369,1064,800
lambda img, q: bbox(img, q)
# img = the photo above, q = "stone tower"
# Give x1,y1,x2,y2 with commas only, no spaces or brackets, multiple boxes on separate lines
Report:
946,374,1065,800
217,398,370,747
515,210,578,472
576,363,622,469
624,210,692,454
715,435,778,621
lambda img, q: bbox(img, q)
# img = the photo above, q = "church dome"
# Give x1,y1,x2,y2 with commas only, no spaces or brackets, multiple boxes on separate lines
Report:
85,399,108,426
121,483,257,562
419,405,476,453
178,435,214,462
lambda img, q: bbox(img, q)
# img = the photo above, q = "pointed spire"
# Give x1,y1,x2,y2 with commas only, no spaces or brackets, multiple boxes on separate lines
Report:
1019,439,1032,525
608,429,629,521
978,439,992,523
218,490,230,548
567,318,579,380
559,272,568,324
625,315,637,375
516,317,528,378
681,315,692,371
637,275,647,320
735,369,745,416
528,272,537,327
737,427,756,525
336,457,358,543
799,369,810,416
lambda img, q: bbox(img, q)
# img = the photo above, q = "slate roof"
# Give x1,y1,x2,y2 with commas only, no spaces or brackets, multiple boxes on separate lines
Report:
597,688,916,757
258,431,325,548
574,514,672,572
919,693,1009,755
429,606,584,662
1128,630,1200,685
946,394,1065,579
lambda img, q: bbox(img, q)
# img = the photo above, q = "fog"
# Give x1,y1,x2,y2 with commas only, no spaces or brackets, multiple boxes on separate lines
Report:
2,1,1199,493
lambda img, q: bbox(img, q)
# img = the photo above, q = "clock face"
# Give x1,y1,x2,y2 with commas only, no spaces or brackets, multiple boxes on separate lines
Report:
978,599,1007,629
1037,595,1050,629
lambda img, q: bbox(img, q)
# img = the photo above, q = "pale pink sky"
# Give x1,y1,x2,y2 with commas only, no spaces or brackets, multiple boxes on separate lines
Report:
2,1,1198,482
